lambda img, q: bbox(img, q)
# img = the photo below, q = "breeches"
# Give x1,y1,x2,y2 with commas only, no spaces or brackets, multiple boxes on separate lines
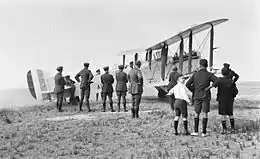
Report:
131,93,142,109
103,92,113,104
80,87,90,106
56,92,64,109
117,91,126,104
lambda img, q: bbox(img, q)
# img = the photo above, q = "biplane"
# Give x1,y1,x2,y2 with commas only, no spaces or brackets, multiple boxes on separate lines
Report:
26,18,228,101
118,18,228,98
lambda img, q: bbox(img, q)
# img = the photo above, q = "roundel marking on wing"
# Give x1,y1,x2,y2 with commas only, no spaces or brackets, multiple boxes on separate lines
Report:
27,70,37,99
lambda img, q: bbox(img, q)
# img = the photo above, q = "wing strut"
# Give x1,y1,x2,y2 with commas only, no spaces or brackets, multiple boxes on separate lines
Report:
148,49,152,69
209,24,214,69
188,31,193,73
122,55,126,68
179,37,184,73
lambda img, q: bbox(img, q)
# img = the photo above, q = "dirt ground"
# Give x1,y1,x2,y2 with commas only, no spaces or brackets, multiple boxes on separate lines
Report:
1,98,260,159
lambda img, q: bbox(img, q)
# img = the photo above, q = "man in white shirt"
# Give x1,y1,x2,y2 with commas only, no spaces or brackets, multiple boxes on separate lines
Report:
94,69,102,102
167,74,192,135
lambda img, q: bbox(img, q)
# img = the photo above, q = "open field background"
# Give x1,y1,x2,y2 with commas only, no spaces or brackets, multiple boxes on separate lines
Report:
0,81,260,158
0,81,259,109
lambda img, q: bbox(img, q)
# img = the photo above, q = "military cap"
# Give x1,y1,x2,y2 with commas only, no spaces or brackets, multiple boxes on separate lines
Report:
118,65,124,69
135,60,142,66
84,62,89,67
221,67,229,76
64,75,70,78
96,69,100,73
103,66,109,71
223,63,230,68
56,66,63,71
199,59,208,67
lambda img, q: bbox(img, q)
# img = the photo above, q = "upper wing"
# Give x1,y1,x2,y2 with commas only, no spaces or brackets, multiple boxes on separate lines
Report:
146,18,228,50
117,48,146,56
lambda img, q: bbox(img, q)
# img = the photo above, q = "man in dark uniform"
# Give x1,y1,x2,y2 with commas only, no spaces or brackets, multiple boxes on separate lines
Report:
186,59,219,137
128,60,143,118
64,75,76,105
54,66,66,112
129,61,134,69
167,65,181,112
206,67,238,134
101,66,115,112
75,62,94,112
116,65,128,112
223,63,239,83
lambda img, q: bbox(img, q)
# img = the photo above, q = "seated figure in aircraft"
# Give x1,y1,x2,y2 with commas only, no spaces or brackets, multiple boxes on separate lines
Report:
64,75,76,105
173,52,179,61
183,51,188,58
192,50,197,56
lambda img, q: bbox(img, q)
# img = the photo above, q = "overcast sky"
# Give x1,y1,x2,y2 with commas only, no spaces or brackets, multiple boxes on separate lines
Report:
0,0,259,90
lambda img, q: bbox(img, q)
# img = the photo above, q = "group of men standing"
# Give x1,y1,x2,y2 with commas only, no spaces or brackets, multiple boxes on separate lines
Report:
54,61,144,119
167,59,239,136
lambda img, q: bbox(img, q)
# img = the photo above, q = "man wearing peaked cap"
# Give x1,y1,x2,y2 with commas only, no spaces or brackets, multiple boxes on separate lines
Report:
103,66,109,70
56,66,63,71
167,65,181,112
186,59,219,137
54,66,66,112
118,65,124,69
75,62,94,112
84,62,90,67
223,63,239,83
101,66,115,112
116,64,128,112
129,61,134,69
128,60,143,118
223,63,230,68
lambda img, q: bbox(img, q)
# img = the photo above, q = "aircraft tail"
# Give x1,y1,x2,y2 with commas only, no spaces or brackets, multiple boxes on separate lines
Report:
26,69,51,101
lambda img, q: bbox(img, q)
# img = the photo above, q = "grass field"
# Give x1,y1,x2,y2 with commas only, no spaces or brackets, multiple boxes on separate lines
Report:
1,98,260,159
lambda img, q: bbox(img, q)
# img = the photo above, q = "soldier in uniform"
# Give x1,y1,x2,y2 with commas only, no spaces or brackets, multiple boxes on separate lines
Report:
64,75,76,105
75,62,94,112
128,60,143,118
206,67,238,134
223,63,239,83
186,59,219,137
129,61,134,69
116,65,128,112
101,66,115,112
54,66,66,112
167,66,181,112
